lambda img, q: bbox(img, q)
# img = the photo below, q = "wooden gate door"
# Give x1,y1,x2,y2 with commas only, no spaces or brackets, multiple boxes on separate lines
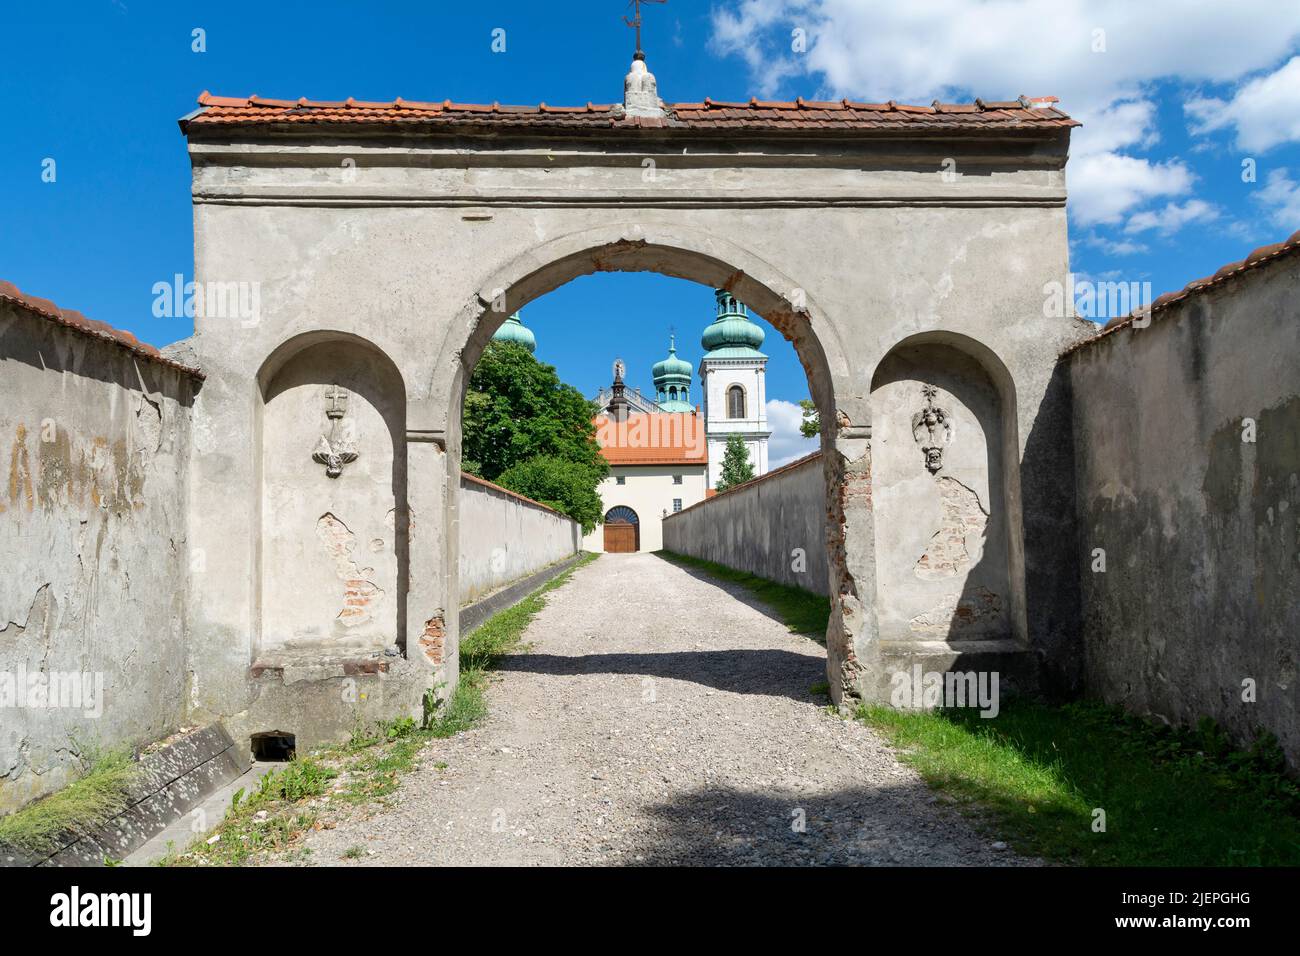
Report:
603,522,637,553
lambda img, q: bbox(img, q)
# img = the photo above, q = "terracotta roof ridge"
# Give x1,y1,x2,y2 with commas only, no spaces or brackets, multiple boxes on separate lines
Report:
0,280,203,379
1061,227,1300,358
667,451,824,517
191,91,1071,117
459,470,568,518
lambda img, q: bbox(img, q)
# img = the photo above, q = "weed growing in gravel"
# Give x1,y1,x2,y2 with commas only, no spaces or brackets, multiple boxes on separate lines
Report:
170,756,339,866
424,552,601,741
164,553,599,866
0,745,137,855
656,551,830,640
861,699,1300,866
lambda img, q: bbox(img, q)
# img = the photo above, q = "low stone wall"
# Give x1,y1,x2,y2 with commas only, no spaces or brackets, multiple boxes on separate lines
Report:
0,292,200,813
458,473,582,605
1067,241,1300,766
662,452,828,595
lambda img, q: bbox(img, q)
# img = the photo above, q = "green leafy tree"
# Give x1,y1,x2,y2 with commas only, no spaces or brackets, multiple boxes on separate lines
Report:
799,398,820,439
461,341,608,528
462,341,607,481
715,433,756,492
495,456,605,534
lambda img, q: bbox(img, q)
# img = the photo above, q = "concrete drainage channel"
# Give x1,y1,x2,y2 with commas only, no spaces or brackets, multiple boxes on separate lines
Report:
0,725,268,868
459,552,587,635
0,555,590,868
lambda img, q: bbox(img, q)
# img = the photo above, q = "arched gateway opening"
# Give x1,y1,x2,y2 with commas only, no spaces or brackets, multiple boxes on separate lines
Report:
179,85,1076,749
428,227,866,706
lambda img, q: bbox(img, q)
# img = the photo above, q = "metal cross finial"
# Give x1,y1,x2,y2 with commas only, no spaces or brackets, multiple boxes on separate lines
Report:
625,0,666,59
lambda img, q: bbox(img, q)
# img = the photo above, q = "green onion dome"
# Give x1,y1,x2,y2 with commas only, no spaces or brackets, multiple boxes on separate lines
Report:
701,289,765,354
491,312,536,353
652,334,694,411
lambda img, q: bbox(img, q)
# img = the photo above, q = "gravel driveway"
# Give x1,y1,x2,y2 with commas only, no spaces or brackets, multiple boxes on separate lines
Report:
294,552,1025,866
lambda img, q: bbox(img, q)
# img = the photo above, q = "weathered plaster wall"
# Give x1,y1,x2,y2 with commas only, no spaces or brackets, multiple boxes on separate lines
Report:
870,341,1019,644
662,453,829,596
260,339,405,661
0,304,195,812
458,473,581,605
1069,256,1300,764
182,124,1088,715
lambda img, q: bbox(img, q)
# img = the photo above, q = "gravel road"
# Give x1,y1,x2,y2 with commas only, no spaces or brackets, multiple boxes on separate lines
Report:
293,552,1026,866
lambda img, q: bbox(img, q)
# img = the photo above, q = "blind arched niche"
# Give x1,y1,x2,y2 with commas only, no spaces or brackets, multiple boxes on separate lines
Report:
870,336,1025,645
257,336,407,662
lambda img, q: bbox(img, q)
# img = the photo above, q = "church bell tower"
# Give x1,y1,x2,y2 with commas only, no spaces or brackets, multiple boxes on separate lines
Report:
699,290,770,488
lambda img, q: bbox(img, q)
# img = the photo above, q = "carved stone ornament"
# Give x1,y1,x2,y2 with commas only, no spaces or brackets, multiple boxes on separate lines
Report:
911,384,952,474
312,384,359,479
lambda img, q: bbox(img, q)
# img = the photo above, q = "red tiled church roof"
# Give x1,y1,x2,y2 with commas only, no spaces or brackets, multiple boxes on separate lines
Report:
181,92,1076,134
0,280,203,378
593,413,708,466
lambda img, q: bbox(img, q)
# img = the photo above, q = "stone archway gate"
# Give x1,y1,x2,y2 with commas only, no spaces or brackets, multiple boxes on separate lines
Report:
178,85,1088,748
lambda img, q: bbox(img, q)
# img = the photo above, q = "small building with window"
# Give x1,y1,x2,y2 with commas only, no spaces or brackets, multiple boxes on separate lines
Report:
585,289,771,550
585,347,709,553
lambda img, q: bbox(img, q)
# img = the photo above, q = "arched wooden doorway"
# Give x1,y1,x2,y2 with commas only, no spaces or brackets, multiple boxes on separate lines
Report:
603,505,640,553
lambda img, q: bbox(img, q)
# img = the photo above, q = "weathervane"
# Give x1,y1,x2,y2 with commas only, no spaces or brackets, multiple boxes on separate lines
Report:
625,0,666,60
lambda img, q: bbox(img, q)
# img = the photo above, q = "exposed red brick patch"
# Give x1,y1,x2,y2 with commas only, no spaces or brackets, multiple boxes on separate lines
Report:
419,614,445,666
342,659,389,676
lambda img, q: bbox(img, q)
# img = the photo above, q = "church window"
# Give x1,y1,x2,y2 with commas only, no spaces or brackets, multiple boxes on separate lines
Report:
727,385,746,419
672,498,682,512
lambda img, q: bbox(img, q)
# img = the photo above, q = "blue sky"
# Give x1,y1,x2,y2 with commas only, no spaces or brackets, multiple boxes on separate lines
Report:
3,2,1298,465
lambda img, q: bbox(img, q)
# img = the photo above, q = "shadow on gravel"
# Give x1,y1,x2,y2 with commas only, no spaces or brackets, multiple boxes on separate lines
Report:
496,649,826,702
656,560,803,633
613,782,1019,867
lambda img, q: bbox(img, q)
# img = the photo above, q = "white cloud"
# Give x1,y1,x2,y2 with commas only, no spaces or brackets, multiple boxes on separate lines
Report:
766,398,819,468
1081,234,1148,257
1068,154,1194,226
1124,198,1220,235
1253,168,1300,230
1185,56,1300,152
708,1,1300,225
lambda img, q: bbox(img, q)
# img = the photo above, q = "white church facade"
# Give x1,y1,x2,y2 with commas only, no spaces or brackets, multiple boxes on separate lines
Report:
493,288,773,553
587,289,772,552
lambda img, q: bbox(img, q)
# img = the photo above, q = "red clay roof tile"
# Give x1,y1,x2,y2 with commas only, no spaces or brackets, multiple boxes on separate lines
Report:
592,413,707,466
1063,228,1300,355
181,92,1077,135
0,280,203,378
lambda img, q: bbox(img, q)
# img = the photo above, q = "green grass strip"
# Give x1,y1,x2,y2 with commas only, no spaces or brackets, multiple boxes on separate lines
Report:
657,549,830,640
0,747,137,855
860,699,1300,866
